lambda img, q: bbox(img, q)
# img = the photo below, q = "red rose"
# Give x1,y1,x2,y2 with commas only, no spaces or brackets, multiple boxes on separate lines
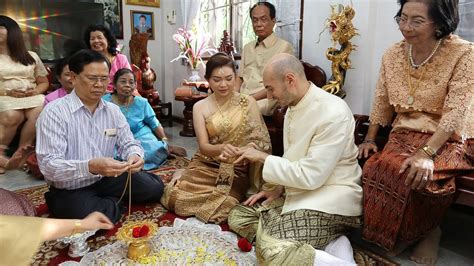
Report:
132,226,141,238
237,237,252,252
139,225,150,237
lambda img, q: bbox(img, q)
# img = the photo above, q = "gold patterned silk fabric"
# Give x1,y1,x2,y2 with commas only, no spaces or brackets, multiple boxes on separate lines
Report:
0,215,44,265
162,93,271,224
369,35,474,140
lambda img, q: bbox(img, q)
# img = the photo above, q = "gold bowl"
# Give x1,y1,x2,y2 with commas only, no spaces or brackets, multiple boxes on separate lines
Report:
116,220,159,261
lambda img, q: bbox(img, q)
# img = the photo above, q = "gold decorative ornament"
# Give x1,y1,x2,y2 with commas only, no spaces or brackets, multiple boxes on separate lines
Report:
115,169,159,261
129,33,149,67
116,220,159,261
319,2,358,98
238,95,249,107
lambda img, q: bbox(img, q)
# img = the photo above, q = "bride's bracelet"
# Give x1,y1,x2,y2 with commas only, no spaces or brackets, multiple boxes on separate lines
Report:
71,220,82,236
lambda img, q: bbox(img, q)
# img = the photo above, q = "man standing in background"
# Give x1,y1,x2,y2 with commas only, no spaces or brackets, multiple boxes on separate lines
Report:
236,1,294,116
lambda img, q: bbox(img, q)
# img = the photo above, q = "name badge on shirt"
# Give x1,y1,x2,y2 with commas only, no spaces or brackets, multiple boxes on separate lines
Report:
104,128,117,137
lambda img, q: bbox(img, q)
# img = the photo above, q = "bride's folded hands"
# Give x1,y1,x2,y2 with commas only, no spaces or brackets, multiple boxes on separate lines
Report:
218,143,239,162
218,144,247,165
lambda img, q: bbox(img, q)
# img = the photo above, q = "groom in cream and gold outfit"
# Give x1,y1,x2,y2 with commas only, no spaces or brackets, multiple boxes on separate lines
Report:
230,54,363,265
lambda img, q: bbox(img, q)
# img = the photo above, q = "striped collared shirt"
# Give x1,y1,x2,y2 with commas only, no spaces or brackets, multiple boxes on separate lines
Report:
36,90,143,189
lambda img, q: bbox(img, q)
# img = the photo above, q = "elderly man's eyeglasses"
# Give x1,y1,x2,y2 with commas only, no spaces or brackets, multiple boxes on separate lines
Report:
395,16,434,29
83,75,109,84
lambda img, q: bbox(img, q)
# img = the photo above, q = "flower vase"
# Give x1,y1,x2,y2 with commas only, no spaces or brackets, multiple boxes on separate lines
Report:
189,69,200,82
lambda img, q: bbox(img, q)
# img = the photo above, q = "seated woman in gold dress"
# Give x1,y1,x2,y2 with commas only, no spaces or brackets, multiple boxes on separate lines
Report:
162,53,271,224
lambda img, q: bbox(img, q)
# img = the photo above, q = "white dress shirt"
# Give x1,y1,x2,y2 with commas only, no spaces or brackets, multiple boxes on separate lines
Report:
36,90,143,189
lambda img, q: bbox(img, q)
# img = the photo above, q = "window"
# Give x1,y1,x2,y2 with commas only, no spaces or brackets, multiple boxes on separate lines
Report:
196,0,302,57
196,0,255,55
457,0,474,42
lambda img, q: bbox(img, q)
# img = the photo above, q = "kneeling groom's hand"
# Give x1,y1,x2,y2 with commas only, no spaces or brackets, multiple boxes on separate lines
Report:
234,144,268,165
244,186,284,206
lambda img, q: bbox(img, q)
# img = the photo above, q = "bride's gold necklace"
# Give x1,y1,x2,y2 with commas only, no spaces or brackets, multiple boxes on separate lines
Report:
214,93,232,130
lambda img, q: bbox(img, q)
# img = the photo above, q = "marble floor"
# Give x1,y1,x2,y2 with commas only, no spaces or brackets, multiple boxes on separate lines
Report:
1,123,473,265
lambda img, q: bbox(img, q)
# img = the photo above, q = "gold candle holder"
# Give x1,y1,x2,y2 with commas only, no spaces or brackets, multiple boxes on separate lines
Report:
116,220,158,261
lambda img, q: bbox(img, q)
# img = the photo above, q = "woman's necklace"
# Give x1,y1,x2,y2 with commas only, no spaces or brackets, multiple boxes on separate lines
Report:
406,59,427,105
113,94,132,114
408,39,441,69
214,94,232,130
105,53,115,64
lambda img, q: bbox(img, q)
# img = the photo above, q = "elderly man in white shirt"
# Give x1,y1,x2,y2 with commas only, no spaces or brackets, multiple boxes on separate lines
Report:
228,53,363,265
36,50,164,223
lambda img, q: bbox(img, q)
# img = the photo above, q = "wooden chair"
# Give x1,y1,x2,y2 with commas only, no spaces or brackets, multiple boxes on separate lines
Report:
266,61,327,156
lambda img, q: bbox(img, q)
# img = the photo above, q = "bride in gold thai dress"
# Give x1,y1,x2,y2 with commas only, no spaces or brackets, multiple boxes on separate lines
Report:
161,53,271,224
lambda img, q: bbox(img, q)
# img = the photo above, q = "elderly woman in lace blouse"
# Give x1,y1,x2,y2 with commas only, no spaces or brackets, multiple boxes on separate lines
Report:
358,1,473,265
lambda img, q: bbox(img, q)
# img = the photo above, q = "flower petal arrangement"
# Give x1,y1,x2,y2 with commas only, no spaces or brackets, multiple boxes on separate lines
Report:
171,27,217,70
237,237,253,252
132,224,150,238
116,220,158,243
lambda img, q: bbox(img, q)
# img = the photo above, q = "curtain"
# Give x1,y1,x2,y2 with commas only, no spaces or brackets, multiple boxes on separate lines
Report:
180,0,200,29
273,0,302,58
457,0,474,42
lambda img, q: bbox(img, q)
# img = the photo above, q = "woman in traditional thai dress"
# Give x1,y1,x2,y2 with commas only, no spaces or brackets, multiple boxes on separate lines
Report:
103,68,186,170
358,0,473,265
161,53,271,224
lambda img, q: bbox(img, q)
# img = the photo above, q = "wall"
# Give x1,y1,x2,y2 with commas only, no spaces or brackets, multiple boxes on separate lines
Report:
119,0,186,118
302,0,402,115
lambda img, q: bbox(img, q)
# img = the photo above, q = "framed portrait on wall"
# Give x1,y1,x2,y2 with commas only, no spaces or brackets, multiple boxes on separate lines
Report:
131,10,155,40
95,0,124,39
126,0,160,8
